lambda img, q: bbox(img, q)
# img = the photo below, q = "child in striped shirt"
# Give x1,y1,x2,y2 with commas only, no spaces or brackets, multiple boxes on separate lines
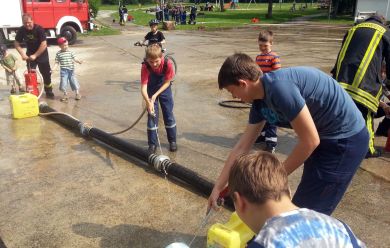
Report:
53,37,82,102
254,30,281,153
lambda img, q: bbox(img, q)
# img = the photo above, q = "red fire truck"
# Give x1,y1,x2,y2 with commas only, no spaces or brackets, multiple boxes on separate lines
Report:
0,0,92,45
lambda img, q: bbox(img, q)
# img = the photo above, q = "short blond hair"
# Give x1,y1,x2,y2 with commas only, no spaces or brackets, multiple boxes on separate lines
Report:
145,44,163,60
228,151,290,204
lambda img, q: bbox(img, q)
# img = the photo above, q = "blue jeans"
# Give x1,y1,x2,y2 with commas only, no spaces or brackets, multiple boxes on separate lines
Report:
59,68,79,93
147,85,176,146
146,69,176,146
292,127,369,215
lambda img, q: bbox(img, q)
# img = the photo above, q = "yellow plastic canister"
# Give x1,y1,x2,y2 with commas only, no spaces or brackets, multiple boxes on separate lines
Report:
9,93,39,119
207,212,255,248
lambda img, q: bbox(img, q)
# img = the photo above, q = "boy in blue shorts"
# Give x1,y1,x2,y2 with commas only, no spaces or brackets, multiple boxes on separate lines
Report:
208,53,369,216
229,151,366,247
53,37,82,101
141,44,177,154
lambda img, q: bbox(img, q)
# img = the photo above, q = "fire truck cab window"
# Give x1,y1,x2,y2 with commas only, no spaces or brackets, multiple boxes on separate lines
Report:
34,0,51,2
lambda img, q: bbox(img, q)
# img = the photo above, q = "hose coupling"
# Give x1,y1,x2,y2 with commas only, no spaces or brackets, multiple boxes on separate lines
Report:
149,154,171,173
78,122,92,136
39,101,49,109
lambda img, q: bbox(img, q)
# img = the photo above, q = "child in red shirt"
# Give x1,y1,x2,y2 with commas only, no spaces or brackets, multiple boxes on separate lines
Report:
141,44,177,154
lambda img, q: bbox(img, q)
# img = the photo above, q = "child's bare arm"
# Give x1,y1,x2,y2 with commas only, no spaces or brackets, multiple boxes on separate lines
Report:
74,58,83,64
12,56,18,71
151,80,170,102
141,84,154,114
141,38,148,45
1,64,12,73
52,62,59,71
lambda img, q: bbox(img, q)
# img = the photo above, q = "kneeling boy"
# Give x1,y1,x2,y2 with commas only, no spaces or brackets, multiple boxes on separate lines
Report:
229,151,366,248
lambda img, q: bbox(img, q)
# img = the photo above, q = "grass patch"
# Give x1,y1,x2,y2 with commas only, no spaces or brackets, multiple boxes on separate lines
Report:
309,14,354,25
100,3,352,31
82,23,121,36
100,4,155,11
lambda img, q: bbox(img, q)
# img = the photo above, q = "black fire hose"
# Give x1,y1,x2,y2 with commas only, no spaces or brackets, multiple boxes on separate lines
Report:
39,103,234,210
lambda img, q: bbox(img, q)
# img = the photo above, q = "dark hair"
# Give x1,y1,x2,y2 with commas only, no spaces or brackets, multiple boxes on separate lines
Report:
365,14,387,25
258,30,274,43
0,44,7,59
22,13,33,21
228,151,290,204
218,53,262,89
0,44,7,53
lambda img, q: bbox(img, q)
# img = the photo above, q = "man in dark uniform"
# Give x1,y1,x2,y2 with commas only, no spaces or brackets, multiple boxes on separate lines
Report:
332,15,390,158
15,13,54,98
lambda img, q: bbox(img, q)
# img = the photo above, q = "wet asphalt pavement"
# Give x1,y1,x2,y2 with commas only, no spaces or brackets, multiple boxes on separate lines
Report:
0,18,389,247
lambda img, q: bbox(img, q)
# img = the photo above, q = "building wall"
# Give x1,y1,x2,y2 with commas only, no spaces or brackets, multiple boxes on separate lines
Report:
356,0,390,20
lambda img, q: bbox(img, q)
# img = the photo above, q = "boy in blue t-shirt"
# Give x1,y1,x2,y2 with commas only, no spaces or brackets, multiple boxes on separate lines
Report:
228,151,366,248
208,53,369,216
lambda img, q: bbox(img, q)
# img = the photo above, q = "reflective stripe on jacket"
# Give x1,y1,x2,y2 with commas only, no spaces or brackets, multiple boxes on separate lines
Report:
333,21,390,113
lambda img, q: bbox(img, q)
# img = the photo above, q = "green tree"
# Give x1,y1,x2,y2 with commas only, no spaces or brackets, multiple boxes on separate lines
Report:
101,0,119,4
220,0,225,12
331,0,356,17
89,0,101,18
266,0,273,18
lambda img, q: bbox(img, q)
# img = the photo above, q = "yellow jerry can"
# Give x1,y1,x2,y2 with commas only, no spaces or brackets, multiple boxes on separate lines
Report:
9,93,39,119
207,212,255,248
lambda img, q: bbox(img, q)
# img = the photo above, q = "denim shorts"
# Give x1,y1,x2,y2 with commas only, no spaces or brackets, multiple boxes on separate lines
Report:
59,68,79,92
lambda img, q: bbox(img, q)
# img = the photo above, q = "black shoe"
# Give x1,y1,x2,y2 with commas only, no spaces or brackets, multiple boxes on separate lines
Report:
148,145,157,154
255,135,265,144
46,91,55,99
365,149,382,159
264,144,276,154
169,142,177,152
10,88,16,94
375,121,389,137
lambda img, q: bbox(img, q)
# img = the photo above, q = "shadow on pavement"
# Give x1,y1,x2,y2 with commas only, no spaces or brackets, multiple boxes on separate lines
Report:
182,132,240,148
72,222,205,248
0,236,7,248
105,80,140,93
182,131,296,156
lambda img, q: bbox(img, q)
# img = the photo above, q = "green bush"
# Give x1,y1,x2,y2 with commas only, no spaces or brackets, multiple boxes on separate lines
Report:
102,0,119,4
89,0,101,18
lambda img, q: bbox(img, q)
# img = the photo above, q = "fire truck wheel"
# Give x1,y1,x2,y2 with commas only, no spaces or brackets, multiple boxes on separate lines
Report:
61,26,77,45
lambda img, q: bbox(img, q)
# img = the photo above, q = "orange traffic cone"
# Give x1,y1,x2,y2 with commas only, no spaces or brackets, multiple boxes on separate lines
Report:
385,129,390,152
